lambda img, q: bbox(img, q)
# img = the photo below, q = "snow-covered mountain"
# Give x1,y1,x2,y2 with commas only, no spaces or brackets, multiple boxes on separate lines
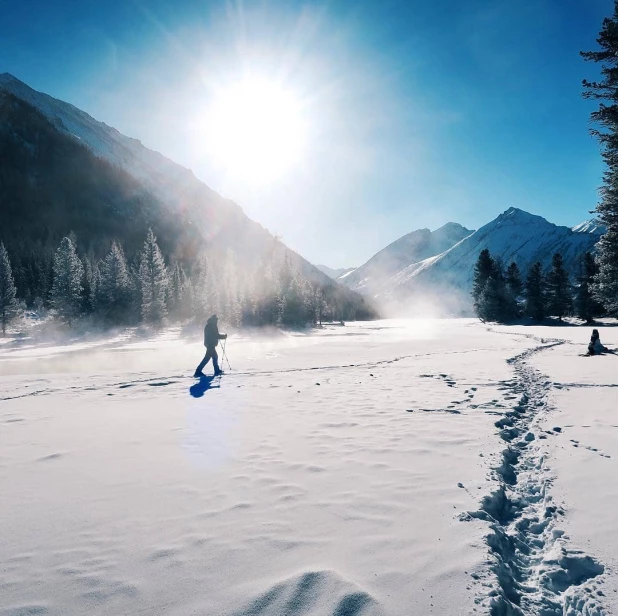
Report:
315,265,355,280
339,222,474,295
347,208,604,315
0,73,376,317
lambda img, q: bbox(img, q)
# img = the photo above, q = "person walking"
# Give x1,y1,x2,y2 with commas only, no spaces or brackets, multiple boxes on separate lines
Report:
194,314,227,377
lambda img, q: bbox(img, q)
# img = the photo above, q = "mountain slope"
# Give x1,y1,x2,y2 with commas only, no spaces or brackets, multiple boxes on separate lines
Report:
383,208,603,314
340,222,473,294
0,74,376,319
315,265,355,280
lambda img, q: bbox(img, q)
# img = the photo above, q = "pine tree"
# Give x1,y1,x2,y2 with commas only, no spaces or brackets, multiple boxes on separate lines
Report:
546,253,571,322
167,261,185,318
51,237,84,325
472,249,495,315
582,5,618,315
504,262,523,319
505,262,523,298
477,274,504,322
99,242,132,323
525,262,545,321
576,252,601,323
0,242,19,335
192,255,213,323
81,255,94,314
90,260,101,315
138,229,168,324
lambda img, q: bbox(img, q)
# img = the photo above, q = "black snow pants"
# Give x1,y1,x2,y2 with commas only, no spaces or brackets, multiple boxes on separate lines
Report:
195,346,220,375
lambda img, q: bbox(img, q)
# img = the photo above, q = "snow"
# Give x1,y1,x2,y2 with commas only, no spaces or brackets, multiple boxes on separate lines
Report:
572,219,606,235
381,208,604,315
340,223,473,295
1,320,616,615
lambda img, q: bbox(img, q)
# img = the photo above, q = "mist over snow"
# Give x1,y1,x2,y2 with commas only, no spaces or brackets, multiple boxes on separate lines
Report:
339,208,604,317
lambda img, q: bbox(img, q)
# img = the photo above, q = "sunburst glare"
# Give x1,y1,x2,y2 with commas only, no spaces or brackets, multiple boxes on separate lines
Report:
204,78,307,184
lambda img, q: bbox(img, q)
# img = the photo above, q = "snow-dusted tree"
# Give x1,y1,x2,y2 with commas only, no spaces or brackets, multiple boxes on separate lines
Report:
223,250,242,326
192,255,214,323
81,255,94,314
51,237,84,325
0,242,19,335
99,242,132,323
90,260,101,314
138,229,168,324
525,262,545,321
582,7,618,315
546,253,571,322
167,261,185,318
576,252,601,323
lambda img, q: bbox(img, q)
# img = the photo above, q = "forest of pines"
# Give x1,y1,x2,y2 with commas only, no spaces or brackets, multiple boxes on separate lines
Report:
471,248,603,324
0,231,366,335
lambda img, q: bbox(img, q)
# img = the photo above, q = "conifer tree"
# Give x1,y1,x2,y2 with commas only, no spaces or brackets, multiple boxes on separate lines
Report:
192,255,213,323
472,249,495,313
505,262,523,298
525,262,545,321
477,274,504,322
576,252,601,323
0,242,19,335
504,261,523,319
138,229,168,324
546,253,571,322
81,255,92,314
168,261,185,318
51,237,84,325
99,242,132,322
90,260,101,315
582,5,618,315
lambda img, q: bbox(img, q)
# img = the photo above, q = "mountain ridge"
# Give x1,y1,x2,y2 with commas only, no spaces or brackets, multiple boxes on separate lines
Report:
339,221,474,295
0,73,376,320
338,206,603,316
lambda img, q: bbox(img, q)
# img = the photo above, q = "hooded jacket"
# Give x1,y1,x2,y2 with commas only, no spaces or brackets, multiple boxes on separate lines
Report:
204,317,223,348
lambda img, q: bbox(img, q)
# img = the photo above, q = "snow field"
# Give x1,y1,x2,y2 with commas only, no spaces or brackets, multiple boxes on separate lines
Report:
0,320,614,615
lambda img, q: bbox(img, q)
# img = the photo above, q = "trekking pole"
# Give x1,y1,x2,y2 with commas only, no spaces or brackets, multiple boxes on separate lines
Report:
222,338,233,371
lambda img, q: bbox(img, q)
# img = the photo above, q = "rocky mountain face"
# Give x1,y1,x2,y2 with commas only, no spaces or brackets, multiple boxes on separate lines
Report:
315,265,356,280
342,208,603,316
338,222,474,295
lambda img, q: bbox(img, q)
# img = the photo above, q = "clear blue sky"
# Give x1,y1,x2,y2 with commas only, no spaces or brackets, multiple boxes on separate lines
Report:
0,0,612,266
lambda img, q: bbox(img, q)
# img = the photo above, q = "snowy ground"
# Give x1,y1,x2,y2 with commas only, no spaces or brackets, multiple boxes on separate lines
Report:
0,319,616,615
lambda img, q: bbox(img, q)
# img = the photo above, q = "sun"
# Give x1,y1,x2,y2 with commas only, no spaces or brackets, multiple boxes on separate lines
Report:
206,78,307,183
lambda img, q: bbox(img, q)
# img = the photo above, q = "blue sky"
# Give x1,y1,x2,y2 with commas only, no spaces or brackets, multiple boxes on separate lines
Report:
0,0,613,266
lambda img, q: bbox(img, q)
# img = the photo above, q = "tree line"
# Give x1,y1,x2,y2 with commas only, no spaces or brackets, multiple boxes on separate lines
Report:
0,230,366,335
472,249,603,324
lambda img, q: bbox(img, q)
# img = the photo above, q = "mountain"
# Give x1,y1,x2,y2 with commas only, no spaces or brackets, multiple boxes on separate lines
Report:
375,208,604,315
0,73,376,320
339,222,474,295
315,265,355,280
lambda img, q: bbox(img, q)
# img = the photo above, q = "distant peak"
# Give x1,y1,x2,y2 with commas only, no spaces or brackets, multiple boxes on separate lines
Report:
497,207,548,225
435,221,472,233
0,73,21,84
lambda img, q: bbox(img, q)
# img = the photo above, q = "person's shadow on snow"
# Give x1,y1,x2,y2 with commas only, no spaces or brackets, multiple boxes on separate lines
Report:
189,375,220,398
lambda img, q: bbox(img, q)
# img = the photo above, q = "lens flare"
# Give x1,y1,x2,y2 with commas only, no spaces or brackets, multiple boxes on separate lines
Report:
205,78,307,183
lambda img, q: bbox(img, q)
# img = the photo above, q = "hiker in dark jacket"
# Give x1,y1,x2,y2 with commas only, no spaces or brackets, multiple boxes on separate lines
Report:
194,314,227,377
587,328,608,356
